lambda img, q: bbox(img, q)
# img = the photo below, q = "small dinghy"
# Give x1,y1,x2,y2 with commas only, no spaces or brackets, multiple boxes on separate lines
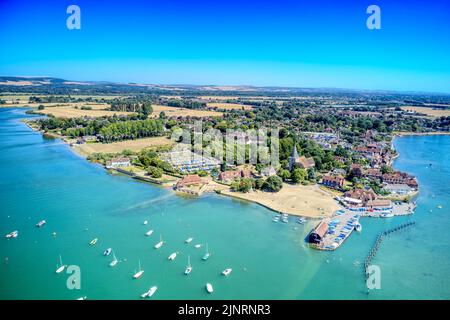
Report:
222,268,232,276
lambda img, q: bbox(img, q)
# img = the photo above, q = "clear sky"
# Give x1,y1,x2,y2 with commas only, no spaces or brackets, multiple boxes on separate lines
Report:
0,0,449,93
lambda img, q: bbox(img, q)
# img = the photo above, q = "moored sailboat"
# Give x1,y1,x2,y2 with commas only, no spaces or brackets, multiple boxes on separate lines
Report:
202,243,210,260
55,255,66,274
184,255,192,275
132,260,144,279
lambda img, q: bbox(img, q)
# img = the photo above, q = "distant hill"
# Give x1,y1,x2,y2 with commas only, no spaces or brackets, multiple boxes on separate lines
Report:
1,76,448,97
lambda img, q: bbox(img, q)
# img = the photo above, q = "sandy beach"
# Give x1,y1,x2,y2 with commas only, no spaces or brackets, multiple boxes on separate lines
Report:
221,183,340,218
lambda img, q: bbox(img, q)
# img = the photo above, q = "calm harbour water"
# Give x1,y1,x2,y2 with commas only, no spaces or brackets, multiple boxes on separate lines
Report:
0,108,449,300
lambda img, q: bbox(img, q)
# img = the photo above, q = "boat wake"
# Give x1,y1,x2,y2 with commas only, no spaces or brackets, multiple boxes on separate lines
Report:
120,193,175,212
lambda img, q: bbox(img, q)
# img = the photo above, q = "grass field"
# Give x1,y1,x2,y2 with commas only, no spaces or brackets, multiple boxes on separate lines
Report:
72,136,175,156
33,104,131,118
150,104,222,118
402,106,450,118
206,102,253,110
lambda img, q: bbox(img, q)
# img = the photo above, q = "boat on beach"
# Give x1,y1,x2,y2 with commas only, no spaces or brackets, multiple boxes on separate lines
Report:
36,220,46,228
222,268,232,276
141,286,157,298
55,255,66,274
103,248,112,256
5,230,18,238
184,255,192,275
133,260,144,279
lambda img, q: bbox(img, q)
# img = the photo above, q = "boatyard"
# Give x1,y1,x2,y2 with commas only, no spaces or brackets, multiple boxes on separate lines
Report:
308,201,417,251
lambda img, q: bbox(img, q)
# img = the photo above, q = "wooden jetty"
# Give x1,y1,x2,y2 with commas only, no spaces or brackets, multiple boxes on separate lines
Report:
364,221,416,278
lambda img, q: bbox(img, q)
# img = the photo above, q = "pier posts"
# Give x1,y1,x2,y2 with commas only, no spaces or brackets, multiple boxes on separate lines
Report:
364,221,416,278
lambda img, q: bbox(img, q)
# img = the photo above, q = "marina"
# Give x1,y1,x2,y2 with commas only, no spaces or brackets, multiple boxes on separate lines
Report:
308,201,417,251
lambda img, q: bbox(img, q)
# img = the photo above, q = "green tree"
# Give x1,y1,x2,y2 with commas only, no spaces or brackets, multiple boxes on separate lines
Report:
263,176,283,192
148,166,163,178
278,169,291,181
291,168,307,184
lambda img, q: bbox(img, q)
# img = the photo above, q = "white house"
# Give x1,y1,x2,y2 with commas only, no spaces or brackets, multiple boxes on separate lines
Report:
106,157,131,169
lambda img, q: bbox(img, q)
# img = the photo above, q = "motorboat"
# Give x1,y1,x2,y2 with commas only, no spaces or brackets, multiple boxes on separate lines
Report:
141,286,157,298
355,223,362,232
143,220,148,225
222,268,232,276
90,238,98,245
5,230,18,238
168,252,177,261
103,248,112,256
185,237,194,243
145,230,154,236
36,220,46,228
194,244,202,249
297,218,306,224
206,283,214,294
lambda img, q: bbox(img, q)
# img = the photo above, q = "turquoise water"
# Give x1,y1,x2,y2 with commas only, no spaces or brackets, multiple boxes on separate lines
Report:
0,108,449,300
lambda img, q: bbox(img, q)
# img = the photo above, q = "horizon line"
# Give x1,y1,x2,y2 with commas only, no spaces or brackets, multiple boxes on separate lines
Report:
1,74,450,96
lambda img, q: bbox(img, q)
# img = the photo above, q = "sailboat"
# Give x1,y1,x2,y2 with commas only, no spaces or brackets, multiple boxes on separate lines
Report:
141,286,157,298
154,235,164,249
55,255,66,274
133,260,144,279
110,250,118,267
202,243,210,261
184,255,192,275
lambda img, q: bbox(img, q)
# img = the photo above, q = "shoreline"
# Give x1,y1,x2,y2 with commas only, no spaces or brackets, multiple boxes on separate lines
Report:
393,131,450,136
20,112,431,222
22,120,339,219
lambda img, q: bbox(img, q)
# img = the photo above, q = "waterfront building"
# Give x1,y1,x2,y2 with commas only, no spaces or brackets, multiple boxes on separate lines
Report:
105,157,131,169
322,175,345,189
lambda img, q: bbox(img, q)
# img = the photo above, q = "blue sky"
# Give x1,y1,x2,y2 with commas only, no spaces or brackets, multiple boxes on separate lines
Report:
0,0,449,93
